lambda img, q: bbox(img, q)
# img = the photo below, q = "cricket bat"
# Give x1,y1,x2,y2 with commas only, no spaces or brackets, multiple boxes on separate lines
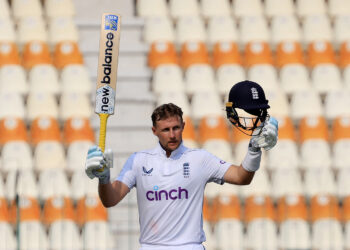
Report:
95,13,121,170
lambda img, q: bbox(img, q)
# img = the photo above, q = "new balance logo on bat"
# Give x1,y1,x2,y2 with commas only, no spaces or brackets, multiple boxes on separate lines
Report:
100,32,115,85
96,85,115,113
100,87,110,112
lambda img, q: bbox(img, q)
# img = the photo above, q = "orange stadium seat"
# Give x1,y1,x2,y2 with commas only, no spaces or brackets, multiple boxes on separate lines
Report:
307,41,337,68
339,41,350,68
310,194,340,223
63,117,95,145
275,41,305,68
231,125,251,144
332,116,350,142
245,203,278,249
0,42,20,67
244,41,274,68
342,195,350,222
180,41,210,69
0,117,28,145
203,197,213,223
42,197,76,226
298,116,329,143
277,194,312,249
277,194,308,222
214,199,244,250
30,116,61,145
9,197,41,224
198,115,230,144
276,116,297,141
182,116,197,148
53,41,83,69
76,195,107,226
38,169,73,225
0,197,9,222
212,195,241,223
244,195,276,223
148,41,178,68
22,41,52,69
202,218,215,250
212,41,241,69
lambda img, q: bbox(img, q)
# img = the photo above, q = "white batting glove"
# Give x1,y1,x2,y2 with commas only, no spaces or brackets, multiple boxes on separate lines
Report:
85,146,113,184
250,117,278,151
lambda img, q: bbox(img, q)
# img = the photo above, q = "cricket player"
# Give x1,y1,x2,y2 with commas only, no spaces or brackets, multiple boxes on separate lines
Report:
85,80,278,250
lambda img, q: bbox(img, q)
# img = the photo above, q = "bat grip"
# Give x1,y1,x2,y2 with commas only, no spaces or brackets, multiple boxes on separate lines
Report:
98,113,109,172
98,113,109,152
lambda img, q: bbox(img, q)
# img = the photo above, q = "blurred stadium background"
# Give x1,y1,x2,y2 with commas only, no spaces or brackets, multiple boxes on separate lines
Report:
0,0,350,249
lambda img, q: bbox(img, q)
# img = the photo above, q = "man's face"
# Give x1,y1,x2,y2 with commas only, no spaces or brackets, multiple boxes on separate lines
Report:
152,115,185,154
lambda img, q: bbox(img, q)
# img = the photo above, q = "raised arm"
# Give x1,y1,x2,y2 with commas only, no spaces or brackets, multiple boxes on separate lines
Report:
224,117,279,185
223,145,260,185
85,146,130,207
223,165,255,185
98,180,130,207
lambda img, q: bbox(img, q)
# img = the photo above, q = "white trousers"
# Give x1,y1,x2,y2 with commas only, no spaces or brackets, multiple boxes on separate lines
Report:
140,243,205,250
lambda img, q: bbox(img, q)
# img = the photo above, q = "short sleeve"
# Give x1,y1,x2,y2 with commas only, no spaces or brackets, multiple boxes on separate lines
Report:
116,153,137,189
202,150,232,184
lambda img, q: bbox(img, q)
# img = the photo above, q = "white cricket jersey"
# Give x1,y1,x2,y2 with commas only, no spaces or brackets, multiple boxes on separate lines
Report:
116,142,231,246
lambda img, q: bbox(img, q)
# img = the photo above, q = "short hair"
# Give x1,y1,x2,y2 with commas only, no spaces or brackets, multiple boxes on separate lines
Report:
151,103,183,127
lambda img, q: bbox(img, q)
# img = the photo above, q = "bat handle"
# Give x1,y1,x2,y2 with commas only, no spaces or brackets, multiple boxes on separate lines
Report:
98,113,109,172
98,113,109,152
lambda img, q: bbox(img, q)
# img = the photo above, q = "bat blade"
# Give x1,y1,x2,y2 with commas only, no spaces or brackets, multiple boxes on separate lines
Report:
95,13,121,154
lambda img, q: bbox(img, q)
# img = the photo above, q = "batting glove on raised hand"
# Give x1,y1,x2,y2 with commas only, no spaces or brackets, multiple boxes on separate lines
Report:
85,146,113,184
250,117,278,151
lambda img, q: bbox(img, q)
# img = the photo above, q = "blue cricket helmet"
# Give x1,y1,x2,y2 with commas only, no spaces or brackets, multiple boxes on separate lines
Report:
226,80,270,135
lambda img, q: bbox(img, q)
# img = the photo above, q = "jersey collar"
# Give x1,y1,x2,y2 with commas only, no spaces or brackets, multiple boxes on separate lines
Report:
156,141,187,160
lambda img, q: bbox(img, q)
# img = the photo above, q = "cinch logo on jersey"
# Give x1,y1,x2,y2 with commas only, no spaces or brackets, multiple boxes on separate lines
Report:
146,186,189,201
